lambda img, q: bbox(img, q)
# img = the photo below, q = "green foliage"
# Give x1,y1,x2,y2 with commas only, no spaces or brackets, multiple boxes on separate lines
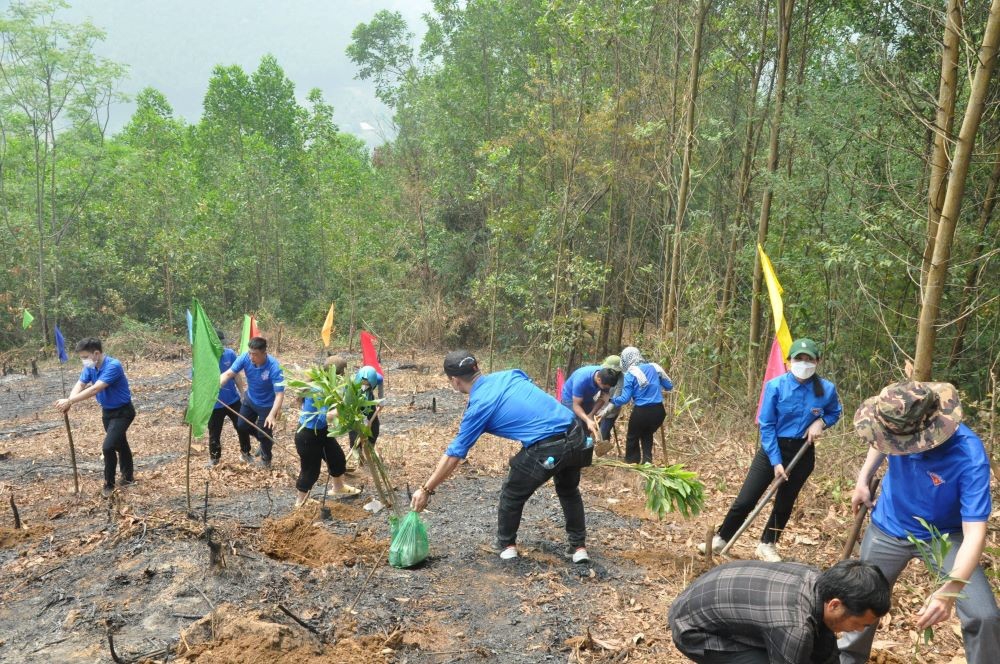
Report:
905,517,968,648
594,459,705,519
284,366,379,439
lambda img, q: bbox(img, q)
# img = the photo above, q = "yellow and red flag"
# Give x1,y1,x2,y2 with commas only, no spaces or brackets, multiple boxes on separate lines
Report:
321,303,335,347
757,244,793,417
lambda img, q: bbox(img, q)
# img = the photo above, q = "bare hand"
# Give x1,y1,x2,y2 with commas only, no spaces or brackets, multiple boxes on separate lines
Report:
805,419,825,443
588,421,601,441
773,464,788,482
851,482,873,515
916,593,956,629
264,414,277,430
411,487,430,512
54,398,72,413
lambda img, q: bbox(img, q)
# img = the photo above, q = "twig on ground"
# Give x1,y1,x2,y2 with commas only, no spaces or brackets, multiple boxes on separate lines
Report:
278,603,324,641
345,542,391,614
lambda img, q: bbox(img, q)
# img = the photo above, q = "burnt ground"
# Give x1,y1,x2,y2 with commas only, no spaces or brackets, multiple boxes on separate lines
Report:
0,340,996,663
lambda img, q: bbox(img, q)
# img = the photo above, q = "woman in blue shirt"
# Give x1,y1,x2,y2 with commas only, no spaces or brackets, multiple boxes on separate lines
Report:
610,346,673,465
293,356,359,507
706,338,842,562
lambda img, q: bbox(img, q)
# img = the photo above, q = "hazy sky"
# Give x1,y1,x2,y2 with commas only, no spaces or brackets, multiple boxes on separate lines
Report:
29,0,434,146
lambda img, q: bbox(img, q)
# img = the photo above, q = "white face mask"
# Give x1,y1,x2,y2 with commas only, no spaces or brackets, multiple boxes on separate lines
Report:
790,360,816,380
81,357,96,369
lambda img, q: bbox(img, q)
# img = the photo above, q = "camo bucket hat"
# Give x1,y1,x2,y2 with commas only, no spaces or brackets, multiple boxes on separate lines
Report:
854,381,962,455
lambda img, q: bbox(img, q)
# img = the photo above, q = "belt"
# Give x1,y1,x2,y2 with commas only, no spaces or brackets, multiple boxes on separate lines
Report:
533,421,581,446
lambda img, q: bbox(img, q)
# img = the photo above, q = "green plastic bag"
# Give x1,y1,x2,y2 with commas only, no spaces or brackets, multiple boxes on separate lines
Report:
388,510,429,568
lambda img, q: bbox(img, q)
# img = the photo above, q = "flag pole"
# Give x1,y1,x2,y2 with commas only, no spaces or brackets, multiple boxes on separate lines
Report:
186,424,193,511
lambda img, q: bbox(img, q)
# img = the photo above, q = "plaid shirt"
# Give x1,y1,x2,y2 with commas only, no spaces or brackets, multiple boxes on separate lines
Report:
669,561,838,664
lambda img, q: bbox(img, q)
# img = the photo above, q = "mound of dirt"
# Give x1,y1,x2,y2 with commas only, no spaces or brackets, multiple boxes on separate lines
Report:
177,604,387,663
0,526,35,549
260,506,386,567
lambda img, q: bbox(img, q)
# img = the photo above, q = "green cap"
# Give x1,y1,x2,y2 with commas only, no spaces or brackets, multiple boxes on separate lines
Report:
787,338,819,360
601,355,622,372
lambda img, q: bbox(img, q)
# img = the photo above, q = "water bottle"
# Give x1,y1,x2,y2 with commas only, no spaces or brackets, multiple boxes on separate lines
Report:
542,456,556,470
584,436,594,449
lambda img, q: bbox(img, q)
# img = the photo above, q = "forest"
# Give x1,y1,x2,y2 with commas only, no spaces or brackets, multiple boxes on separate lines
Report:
1,1,999,663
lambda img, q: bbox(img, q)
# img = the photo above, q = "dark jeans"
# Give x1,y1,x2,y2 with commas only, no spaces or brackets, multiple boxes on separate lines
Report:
294,426,346,492
718,438,815,544
237,400,274,461
348,415,380,449
599,412,619,441
674,645,768,664
497,423,593,548
208,399,243,460
101,403,136,488
624,403,666,464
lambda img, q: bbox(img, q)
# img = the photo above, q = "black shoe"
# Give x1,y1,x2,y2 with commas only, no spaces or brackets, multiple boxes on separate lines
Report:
255,457,272,469
240,452,254,464
119,477,135,487
101,485,114,498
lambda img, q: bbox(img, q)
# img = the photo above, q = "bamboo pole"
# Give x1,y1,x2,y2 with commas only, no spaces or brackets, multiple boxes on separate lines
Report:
185,424,193,511
63,414,80,495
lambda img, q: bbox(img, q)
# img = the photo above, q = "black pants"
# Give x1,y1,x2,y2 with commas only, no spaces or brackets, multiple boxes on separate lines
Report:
717,438,815,544
237,400,274,461
497,423,592,548
101,403,136,488
599,412,619,441
208,399,243,460
624,403,666,464
674,645,768,664
348,415,380,449
294,427,346,492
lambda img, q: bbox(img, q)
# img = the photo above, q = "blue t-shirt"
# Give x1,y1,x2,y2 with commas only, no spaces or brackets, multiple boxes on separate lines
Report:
298,395,328,431
80,356,132,409
560,364,603,413
230,352,285,408
873,424,992,540
757,372,842,466
215,348,240,409
611,364,673,408
445,370,576,459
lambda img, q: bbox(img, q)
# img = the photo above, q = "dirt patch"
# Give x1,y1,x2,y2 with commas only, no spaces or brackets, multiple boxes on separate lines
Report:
260,506,387,567
177,604,388,663
0,526,31,548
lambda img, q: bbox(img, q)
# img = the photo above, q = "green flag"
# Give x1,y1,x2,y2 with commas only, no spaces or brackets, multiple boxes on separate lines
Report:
21,309,34,329
239,314,252,355
185,299,224,438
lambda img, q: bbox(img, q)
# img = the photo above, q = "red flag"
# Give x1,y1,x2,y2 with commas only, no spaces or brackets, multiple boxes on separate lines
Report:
756,336,787,419
360,330,383,375
555,367,565,398
249,315,260,339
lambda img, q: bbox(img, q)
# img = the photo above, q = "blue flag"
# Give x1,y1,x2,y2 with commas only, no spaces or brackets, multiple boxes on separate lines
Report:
186,309,193,344
54,325,68,363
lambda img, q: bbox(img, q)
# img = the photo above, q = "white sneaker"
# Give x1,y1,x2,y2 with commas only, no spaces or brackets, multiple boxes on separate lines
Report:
570,547,590,563
499,545,518,560
697,535,727,555
756,542,782,562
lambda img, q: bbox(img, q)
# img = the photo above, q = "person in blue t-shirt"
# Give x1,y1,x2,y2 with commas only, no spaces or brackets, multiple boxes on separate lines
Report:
707,338,841,563
838,381,999,664
54,337,135,497
610,346,674,465
560,363,619,441
410,350,594,563
293,355,359,507
206,328,246,467
219,336,284,469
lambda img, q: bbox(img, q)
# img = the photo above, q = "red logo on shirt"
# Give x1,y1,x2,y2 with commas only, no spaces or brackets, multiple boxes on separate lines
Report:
927,471,945,487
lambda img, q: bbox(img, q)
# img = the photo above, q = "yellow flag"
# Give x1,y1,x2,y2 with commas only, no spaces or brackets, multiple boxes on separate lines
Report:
757,244,792,357
321,303,335,347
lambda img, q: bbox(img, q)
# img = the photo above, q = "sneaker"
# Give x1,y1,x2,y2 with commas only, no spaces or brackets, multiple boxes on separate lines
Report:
205,458,220,468
101,485,114,498
119,477,135,487
697,535,727,555
256,458,272,470
756,542,782,562
240,452,254,464
570,547,590,564
499,545,518,561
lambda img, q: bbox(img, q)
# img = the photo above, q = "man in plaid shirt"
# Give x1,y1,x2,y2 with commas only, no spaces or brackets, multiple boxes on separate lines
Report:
670,560,890,663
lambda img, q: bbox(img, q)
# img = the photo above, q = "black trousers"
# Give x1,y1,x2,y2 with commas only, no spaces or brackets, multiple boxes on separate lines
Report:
624,403,666,464
101,403,136,488
237,400,274,461
717,438,815,544
673,645,768,664
294,427,346,492
208,399,243,460
497,423,592,548
348,415,380,449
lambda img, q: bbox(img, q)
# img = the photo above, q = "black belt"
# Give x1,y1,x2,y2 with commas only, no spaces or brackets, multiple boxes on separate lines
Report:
534,420,582,446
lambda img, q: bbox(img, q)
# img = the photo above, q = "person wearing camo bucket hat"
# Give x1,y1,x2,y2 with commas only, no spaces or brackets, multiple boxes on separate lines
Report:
838,381,999,664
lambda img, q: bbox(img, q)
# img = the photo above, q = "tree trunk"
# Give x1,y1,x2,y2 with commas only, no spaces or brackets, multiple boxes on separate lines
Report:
747,0,795,399
659,2,683,330
914,0,1000,381
948,144,1000,366
921,0,964,293
665,0,711,334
